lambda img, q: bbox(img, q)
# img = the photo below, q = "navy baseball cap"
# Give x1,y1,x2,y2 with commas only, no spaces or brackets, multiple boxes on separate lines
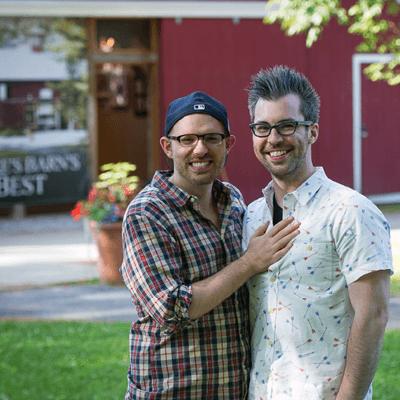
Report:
165,91,230,136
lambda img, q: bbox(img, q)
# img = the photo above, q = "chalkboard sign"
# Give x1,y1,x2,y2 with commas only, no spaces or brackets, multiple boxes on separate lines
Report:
0,130,89,207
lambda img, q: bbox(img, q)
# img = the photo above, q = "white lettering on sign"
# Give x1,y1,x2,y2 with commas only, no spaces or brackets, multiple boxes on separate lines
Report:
0,153,82,176
23,154,82,174
0,174,49,198
0,153,84,199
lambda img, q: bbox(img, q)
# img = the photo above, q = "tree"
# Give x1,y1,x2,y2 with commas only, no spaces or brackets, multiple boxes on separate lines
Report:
45,19,88,129
0,17,88,128
264,0,400,85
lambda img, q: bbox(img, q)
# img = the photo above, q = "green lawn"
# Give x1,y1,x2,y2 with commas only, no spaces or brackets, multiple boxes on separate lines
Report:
0,320,131,400
0,320,399,399
391,274,400,296
373,330,400,399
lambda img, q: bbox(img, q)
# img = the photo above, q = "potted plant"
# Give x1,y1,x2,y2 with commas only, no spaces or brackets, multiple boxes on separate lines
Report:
71,162,141,283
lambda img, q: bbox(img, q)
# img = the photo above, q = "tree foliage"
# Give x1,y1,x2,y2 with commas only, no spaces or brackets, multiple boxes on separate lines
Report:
264,0,400,85
45,19,88,129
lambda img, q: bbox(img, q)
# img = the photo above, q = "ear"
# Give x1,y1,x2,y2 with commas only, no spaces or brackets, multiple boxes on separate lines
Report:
160,136,173,158
225,135,236,153
309,123,319,145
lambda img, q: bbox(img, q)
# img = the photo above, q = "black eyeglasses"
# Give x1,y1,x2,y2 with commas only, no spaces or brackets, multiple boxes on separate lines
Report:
249,120,313,137
168,133,226,147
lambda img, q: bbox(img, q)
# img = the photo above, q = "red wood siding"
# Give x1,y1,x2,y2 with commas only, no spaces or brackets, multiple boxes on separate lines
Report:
0,102,25,127
159,17,398,204
9,81,46,99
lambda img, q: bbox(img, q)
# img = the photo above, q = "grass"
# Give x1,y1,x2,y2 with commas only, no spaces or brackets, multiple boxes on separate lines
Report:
0,320,131,400
53,277,102,287
0,321,399,399
373,330,400,399
378,204,400,214
391,275,400,296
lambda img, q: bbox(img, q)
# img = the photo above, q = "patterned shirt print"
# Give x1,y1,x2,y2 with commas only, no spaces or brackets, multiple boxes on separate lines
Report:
242,168,393,400
120,170,250,400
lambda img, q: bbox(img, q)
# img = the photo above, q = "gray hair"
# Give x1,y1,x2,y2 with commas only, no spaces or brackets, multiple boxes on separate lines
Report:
247,66,320,123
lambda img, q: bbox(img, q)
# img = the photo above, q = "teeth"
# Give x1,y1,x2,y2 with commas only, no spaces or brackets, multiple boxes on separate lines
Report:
192,162,209,167
270,150,287,157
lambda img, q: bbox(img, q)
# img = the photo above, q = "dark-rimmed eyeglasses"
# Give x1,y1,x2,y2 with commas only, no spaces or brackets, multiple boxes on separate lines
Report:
249,120,313,137
168,133,227,147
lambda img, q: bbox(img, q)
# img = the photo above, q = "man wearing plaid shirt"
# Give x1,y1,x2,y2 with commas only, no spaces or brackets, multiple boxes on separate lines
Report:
120,91,300,399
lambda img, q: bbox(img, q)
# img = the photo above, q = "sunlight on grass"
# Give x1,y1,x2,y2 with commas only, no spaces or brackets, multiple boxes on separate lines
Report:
0,320,131,400
0,321,399,399
390,275,400,296
373,330,400,399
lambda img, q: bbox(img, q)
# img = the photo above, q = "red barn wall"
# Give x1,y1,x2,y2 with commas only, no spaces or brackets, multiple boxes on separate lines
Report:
159,17,397,203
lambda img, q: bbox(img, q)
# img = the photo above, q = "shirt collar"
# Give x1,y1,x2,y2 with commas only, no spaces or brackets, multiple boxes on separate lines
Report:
262,167,327,208
152,170,231,207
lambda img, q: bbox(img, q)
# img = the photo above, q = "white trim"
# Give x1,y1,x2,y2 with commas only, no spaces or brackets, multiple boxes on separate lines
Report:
0,1,274,19
352,53,394,194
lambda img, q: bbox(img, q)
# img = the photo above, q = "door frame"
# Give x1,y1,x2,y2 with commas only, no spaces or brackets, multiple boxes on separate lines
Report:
86,18,160,183
352,53,399,204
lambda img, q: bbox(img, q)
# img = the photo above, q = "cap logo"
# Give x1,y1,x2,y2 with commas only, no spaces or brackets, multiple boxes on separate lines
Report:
194,104,205,110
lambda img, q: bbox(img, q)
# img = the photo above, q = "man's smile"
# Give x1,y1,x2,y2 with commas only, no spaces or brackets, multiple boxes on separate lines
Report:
269,150,288,158
190,160,212,169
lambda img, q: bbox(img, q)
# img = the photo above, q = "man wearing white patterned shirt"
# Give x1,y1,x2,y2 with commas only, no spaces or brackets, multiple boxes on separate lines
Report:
243,66,393,400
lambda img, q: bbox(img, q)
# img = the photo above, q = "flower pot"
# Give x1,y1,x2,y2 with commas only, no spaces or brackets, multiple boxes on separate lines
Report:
89,220,123,283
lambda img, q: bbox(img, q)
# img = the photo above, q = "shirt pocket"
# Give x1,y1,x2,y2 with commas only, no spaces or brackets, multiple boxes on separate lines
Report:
290,242,336,296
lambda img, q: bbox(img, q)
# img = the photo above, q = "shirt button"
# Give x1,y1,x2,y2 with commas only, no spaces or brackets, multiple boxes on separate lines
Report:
270,277,276,282
307,245,312,251
190,197,195,203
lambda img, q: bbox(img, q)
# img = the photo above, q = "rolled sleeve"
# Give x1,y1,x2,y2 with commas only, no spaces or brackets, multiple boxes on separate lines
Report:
121,210,193,333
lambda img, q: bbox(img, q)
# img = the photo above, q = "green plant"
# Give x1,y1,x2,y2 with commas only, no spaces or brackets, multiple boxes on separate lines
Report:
71,162,141,223
263,0,400,85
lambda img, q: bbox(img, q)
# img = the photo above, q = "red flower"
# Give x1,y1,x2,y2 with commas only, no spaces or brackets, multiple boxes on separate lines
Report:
70,202,82,221
88,189,97,201
70,163,141,222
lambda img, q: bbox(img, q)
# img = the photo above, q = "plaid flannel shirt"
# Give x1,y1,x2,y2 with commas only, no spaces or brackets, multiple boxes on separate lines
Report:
120,170,250,399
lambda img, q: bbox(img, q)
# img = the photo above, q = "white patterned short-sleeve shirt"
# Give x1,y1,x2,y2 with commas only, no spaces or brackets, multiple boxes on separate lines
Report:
242,168,393,400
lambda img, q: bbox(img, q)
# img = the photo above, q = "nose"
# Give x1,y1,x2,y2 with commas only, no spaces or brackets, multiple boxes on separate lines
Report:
192,138,208,154
267,127,284,145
